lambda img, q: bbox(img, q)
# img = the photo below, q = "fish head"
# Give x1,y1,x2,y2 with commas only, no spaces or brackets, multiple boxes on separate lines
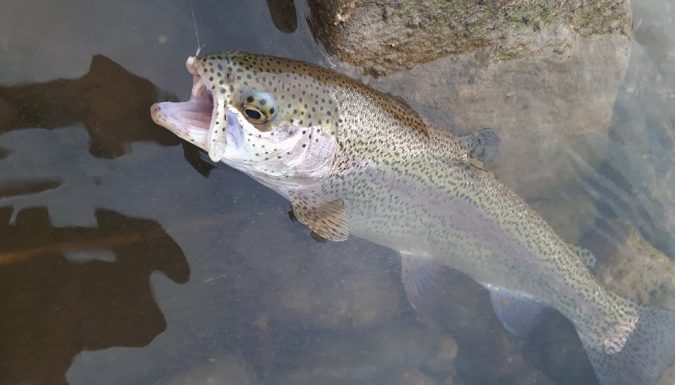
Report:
151,52,340,190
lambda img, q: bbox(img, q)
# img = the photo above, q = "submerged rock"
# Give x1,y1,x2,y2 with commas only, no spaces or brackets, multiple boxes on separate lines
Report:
157,354,260,385
595,30,675,257
594,223,675,309
390,369,439,385
277,323,458,385
373,34,628,199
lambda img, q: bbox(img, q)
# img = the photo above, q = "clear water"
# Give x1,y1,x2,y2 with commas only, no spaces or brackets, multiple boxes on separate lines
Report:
0,1,673,384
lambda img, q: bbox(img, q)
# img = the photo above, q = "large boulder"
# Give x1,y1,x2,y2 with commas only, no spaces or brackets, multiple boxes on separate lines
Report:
308,0,631,76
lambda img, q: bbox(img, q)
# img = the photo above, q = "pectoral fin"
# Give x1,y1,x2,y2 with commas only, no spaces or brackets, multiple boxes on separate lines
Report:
289,196,349,241
487,286,552,337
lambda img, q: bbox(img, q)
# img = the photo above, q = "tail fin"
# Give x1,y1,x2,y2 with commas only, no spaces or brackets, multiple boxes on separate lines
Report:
583,304,675,385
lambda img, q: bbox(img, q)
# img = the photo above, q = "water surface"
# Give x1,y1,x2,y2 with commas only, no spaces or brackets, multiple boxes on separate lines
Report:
1,1,674,384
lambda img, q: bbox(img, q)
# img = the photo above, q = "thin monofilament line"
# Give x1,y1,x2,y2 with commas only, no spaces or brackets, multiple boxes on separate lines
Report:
189,0,205,56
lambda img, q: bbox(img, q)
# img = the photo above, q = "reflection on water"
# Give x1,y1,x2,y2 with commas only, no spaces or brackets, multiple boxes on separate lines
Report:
265,0,297,34
0,55,179,158
0,52,214,193
0,0,673,384
0,179,61,199
0,207,189,385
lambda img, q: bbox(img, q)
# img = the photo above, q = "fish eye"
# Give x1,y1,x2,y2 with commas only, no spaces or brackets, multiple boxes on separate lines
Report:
238,90,278,128
244,108,264,123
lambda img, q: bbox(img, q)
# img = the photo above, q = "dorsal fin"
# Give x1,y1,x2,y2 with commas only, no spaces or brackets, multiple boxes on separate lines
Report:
458,127,500,164
379,91,430,136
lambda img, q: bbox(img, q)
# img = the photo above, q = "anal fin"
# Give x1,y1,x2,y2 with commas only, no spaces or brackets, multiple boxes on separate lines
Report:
401,253,551,338
487,286,552,337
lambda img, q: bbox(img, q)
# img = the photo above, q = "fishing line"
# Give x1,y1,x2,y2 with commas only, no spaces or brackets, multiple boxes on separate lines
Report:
189,0,205,56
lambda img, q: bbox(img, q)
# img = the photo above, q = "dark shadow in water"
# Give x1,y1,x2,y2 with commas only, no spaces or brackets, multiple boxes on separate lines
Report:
0,207,190,385
406,264,596,385
266,0,297,33
0,54,214,177
0,55,178,158
0,178,62,198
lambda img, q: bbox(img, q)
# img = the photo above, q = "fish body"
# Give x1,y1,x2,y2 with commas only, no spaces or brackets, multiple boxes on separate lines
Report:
151,51,675,385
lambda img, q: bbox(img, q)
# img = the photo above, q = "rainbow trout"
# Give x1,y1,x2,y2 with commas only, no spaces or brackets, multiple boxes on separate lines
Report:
151,51,675,385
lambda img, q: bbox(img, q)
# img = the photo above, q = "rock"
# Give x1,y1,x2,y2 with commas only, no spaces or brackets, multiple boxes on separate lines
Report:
390,369,438,385
308,0,631,76
594,222,675,309
156,354,260,385
277,323,458,385
591,5,675,257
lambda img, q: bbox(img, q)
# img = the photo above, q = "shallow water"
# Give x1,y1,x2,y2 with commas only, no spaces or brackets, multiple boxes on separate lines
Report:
0,1,674,385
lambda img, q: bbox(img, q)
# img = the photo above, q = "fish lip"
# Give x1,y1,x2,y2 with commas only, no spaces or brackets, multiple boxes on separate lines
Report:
150,56,219,152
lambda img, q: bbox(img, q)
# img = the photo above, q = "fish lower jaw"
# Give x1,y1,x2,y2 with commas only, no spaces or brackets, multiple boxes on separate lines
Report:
150,98,213,150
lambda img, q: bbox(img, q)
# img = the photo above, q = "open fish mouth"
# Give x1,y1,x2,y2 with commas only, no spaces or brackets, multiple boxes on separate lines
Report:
150,56,221,152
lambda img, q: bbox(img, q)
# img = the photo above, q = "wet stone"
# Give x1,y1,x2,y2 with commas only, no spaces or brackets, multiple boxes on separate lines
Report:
390,369,438,385
373,33,629,200
276,323,458,385
594,222,675,310
308,0,631,76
